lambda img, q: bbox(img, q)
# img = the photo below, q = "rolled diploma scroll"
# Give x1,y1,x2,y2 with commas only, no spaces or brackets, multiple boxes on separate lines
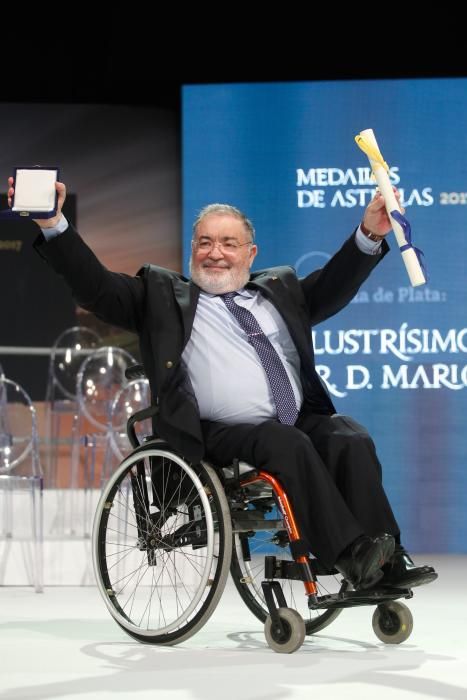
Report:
358,128,426,287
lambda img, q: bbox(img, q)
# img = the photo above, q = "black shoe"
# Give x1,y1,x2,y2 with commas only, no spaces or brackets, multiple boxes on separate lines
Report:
335,533,395,590
380,547,438,588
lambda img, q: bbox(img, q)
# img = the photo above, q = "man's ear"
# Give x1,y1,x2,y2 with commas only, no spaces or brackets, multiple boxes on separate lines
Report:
249,244,258,266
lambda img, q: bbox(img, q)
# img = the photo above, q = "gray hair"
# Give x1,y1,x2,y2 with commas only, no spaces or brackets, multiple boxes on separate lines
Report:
192,203,255,241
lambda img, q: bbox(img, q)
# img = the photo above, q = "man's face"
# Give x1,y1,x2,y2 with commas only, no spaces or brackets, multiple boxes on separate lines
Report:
190,213,257,294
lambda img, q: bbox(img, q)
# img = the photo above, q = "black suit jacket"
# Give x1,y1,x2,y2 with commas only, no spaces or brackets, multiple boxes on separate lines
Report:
35,225,388,461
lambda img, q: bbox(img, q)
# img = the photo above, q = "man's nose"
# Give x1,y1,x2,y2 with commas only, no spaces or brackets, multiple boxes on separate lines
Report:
208,242,224,258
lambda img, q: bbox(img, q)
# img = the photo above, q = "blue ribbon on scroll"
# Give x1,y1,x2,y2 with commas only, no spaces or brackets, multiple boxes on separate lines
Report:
390,209,428,283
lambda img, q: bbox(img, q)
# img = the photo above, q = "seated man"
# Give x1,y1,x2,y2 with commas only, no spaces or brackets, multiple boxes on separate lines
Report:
8,177,437,590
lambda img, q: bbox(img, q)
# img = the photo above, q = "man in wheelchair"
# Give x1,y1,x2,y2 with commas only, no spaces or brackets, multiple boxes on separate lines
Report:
9,177,437,594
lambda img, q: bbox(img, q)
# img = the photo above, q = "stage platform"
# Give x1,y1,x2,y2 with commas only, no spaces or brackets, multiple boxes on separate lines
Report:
0,555,466,700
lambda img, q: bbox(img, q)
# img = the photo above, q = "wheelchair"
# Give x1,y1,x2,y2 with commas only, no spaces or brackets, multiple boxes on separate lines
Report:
92,366,415,653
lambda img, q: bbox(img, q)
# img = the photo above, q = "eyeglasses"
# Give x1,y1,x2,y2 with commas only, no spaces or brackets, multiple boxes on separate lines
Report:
193,238,253,254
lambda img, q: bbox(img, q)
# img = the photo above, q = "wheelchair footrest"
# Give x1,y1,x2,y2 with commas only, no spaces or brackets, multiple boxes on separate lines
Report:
308,587,413,610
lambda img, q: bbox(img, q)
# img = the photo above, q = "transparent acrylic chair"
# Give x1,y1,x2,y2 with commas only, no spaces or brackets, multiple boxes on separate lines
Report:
109,378,151,462
45,326,102,488
44,326,101,538
72,346,136,536
0,375,43,592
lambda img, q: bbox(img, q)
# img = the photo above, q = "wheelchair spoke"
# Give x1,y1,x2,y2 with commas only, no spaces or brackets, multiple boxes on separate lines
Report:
111,556,148,591
139,567,157,629
106,545,141,573
124,554,150,618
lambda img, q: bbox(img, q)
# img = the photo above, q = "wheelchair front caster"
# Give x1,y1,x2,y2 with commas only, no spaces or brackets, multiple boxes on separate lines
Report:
372,601,413,644
264,607,306,653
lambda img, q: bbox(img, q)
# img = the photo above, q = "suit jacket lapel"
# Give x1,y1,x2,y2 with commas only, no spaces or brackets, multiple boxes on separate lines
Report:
247,276,312,363
172,278,200,349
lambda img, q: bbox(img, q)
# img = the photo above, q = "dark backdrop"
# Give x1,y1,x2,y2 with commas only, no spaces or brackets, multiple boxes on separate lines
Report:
0,195,77,398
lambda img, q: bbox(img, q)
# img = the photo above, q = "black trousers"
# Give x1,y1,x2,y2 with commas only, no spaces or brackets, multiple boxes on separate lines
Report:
201,410,400,568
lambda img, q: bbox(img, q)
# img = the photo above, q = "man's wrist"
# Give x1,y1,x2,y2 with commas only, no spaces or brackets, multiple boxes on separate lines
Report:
360,221,385,242
40,214,69,240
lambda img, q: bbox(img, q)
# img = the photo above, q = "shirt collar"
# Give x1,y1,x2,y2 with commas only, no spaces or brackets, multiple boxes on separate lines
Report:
200,287,254,300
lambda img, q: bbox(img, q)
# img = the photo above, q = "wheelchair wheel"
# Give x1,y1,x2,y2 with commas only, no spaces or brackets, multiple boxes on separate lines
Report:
372,601,413,644
92,446,232,645
264,608,306,654
230,506,343,635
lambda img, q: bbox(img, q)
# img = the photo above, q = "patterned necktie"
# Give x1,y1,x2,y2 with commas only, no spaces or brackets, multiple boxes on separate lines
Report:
221,292,298,425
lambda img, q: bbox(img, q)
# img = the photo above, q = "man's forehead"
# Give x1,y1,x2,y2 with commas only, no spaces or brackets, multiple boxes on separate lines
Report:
196,213,245,235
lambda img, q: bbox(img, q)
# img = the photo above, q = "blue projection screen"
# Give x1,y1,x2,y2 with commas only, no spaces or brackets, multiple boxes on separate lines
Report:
182,79,467,553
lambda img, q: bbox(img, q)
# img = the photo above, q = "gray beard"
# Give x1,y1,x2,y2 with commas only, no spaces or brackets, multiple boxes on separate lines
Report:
190,261,251,294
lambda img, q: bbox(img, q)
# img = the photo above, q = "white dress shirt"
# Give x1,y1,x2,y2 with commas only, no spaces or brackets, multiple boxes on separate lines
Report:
182,288,303,424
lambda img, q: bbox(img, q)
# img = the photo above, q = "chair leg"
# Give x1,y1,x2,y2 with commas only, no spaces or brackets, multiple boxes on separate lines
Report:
30,476,44,593
3,479,13,538
83,437,98,538
69,413,85,537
